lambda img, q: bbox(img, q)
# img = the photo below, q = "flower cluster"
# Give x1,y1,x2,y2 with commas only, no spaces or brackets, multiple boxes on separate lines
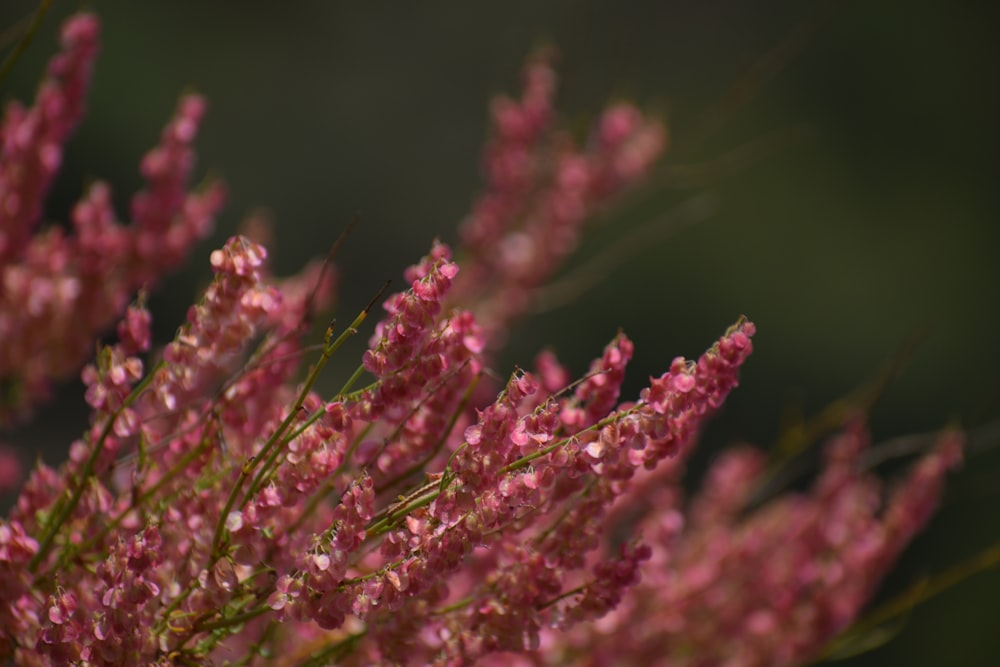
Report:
0,15,224,425
490,423,963,667
450,53,666,344
0,12,962,667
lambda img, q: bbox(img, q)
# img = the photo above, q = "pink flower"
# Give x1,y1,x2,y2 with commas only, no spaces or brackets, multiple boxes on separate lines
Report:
0,13,223,424
0,12,967,667
0,446,22,492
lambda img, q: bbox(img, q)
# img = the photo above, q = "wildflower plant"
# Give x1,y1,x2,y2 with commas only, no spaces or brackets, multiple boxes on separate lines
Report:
0,12,973,667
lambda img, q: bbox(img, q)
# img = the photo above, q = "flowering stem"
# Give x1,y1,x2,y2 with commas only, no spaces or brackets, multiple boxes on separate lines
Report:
372,362,480,494
278,356,370,449
44,418,220,578
210,283,388,563
501,405,642,475
432,596,475,616
28,359,163,573
283,421,377,540
366,481,441,537
246,282,388,502
235,322,338,506
363,403,641,538
534,478,597,546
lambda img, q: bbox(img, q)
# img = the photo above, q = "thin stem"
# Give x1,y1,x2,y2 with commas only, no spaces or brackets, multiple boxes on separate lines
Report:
817,543,1000,662
45,424,218,577
373,362,479,495
363,403,643,539
336,362,368,397
229,620,279,667
210,282,389,563
28,360,163,573
294,630,367,667
246,282,387,504
0,0,52,87
194,604,271,633
365,481,441,537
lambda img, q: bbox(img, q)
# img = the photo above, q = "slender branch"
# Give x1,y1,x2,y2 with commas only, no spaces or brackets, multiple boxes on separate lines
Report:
0,0,52,87
28,359,163,573
814,543,1000,663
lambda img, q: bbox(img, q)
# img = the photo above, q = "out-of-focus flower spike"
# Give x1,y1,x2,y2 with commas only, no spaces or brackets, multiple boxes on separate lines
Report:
0,16,222,425
687,445,767,528
116,302,153,357
451,53,667,348
0,446,23,493
0,13,99,262
876,429,964,573
130,94,226,274
534,349,571,396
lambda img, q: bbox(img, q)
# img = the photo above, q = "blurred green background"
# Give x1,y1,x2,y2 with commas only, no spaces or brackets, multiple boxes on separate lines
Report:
2,1,998,664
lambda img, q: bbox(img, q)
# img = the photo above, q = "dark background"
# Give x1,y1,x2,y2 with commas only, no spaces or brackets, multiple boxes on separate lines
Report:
2,1,998,664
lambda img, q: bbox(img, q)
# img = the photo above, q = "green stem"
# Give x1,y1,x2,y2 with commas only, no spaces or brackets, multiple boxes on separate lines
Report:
282,421,374,540
46,419,217,577
231,620,279,667
211,282,388,564
366,482,440,537
244,288,383,505
375,364,479,496
432,595,474,616
194,604,271,633
337,362,367,397
0,0,52,87
28,360,162,573
295,630,367,667
819,542,1000,661
363,403,643,539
